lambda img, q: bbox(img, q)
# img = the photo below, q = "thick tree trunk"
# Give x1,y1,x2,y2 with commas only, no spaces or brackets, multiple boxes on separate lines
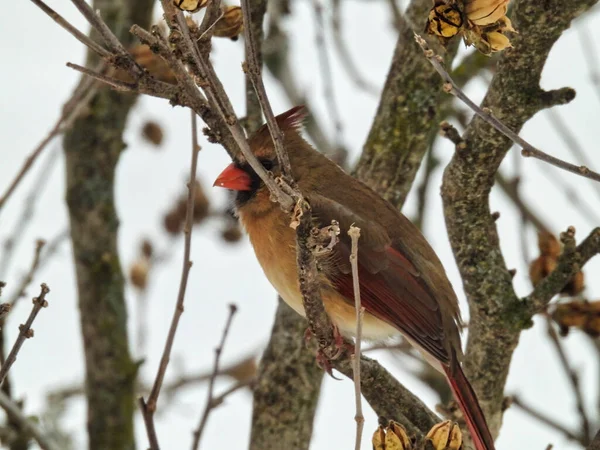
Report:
63,0,153,448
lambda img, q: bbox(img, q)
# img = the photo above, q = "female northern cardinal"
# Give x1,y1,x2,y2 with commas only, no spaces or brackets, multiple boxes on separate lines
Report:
214,107,495,450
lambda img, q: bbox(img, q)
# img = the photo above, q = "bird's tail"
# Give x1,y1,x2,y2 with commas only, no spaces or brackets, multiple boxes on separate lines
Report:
443,365,496,450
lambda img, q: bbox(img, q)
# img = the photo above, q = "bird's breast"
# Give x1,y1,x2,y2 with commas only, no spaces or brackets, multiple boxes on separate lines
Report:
239,207,398,341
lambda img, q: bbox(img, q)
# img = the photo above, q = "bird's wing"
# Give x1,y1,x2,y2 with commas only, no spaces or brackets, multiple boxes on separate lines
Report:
309,193,451,364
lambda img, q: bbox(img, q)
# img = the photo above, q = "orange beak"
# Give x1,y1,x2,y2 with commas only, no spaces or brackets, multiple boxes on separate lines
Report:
213,163,252,191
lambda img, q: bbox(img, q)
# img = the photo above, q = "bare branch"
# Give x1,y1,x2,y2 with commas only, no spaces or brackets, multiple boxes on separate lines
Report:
191,304,238,450
29,0,110,58
0,390,59,450
0,75,98,214
512,396,584,444
140,111,201,449
348,225,364,450
331,0,378,95
545,316,591,444
241,0,295,183
0,284,50,387
524,227,600,315
415,34,600,184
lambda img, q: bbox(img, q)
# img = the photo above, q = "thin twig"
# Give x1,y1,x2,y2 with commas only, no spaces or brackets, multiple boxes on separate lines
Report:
0,390,59,450
191,304,238,450
0,147,59,277
70,0,138,69
0,77,98,214
139,112,201,450
545,316,591,444
312,0,344,148
29,0,110,58
0,283,50,387
4,240,46,310
331,0,378,95
161,5,295,210
546,108,600,203
348,225,364,450
512,396,584,444
240,0,295,183
414,34,600,184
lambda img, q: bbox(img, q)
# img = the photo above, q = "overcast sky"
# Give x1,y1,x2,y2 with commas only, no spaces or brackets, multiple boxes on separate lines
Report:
1,1,600,449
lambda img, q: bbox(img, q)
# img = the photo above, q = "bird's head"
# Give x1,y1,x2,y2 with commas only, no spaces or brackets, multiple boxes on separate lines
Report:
213,106,312,215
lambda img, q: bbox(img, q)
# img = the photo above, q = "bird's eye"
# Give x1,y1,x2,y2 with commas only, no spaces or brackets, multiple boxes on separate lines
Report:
261,159,274,171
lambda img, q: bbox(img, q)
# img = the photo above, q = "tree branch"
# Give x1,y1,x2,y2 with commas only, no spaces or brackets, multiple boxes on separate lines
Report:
440,0,599,438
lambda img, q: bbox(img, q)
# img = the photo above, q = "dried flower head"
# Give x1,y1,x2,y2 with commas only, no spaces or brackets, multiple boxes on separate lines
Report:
426,420,462,450
463,0,509,26
372,421,412,450
173,0,208,13
425,0,515,55
214,6,244,40
425,1,463,38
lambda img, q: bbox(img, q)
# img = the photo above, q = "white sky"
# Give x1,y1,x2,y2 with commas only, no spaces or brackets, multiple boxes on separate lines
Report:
1,1,600,449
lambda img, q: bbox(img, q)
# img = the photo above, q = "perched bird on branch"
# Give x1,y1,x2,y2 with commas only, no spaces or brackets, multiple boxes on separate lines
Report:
213,106,496,450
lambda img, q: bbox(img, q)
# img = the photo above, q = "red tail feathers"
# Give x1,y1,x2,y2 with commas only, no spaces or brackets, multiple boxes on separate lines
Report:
444,365,496,450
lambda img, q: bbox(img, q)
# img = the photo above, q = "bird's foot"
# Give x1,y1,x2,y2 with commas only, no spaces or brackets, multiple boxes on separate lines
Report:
306,324,353,379
316,350,342,380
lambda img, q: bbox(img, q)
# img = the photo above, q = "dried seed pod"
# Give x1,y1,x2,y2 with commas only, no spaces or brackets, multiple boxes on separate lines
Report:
141,239,154,259
164,209,183,235
371,421,412,450
173,0,208,13
129,45,177,84
386,421,412,450
425,1,464,39
464,0,509,26
372,425,386,450
552,301,600,337
141,121,164,146
563,271,585,297
130,259,150,290
214,6,244,40
483,30,512,52
221,224,243,243
426,420,462,450
529,231,584,296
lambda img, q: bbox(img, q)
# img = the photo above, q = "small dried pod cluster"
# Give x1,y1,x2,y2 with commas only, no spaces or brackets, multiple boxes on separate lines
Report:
425,421,463,450
130,45,178,84
129,239,154,291
373,421,412,450
213,6,244,40
552,300,600,337
173,0,208,13
163,179,211,235
425,0,515,55
529,231,585,297
141,120,165,147
173,0,244,41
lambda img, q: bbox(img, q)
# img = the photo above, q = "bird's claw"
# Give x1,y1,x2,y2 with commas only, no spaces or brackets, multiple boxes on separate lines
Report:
306,324,353,379
316,350,342,380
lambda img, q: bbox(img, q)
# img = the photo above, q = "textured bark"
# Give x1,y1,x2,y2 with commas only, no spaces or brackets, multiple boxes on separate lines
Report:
250,301,324,450
244,0,267,134
334,355,438,436
63,0,154,448
354,0,457,209
442,0,598,438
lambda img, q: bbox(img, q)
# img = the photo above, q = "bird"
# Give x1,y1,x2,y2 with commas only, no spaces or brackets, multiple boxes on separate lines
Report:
213,106,496,450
